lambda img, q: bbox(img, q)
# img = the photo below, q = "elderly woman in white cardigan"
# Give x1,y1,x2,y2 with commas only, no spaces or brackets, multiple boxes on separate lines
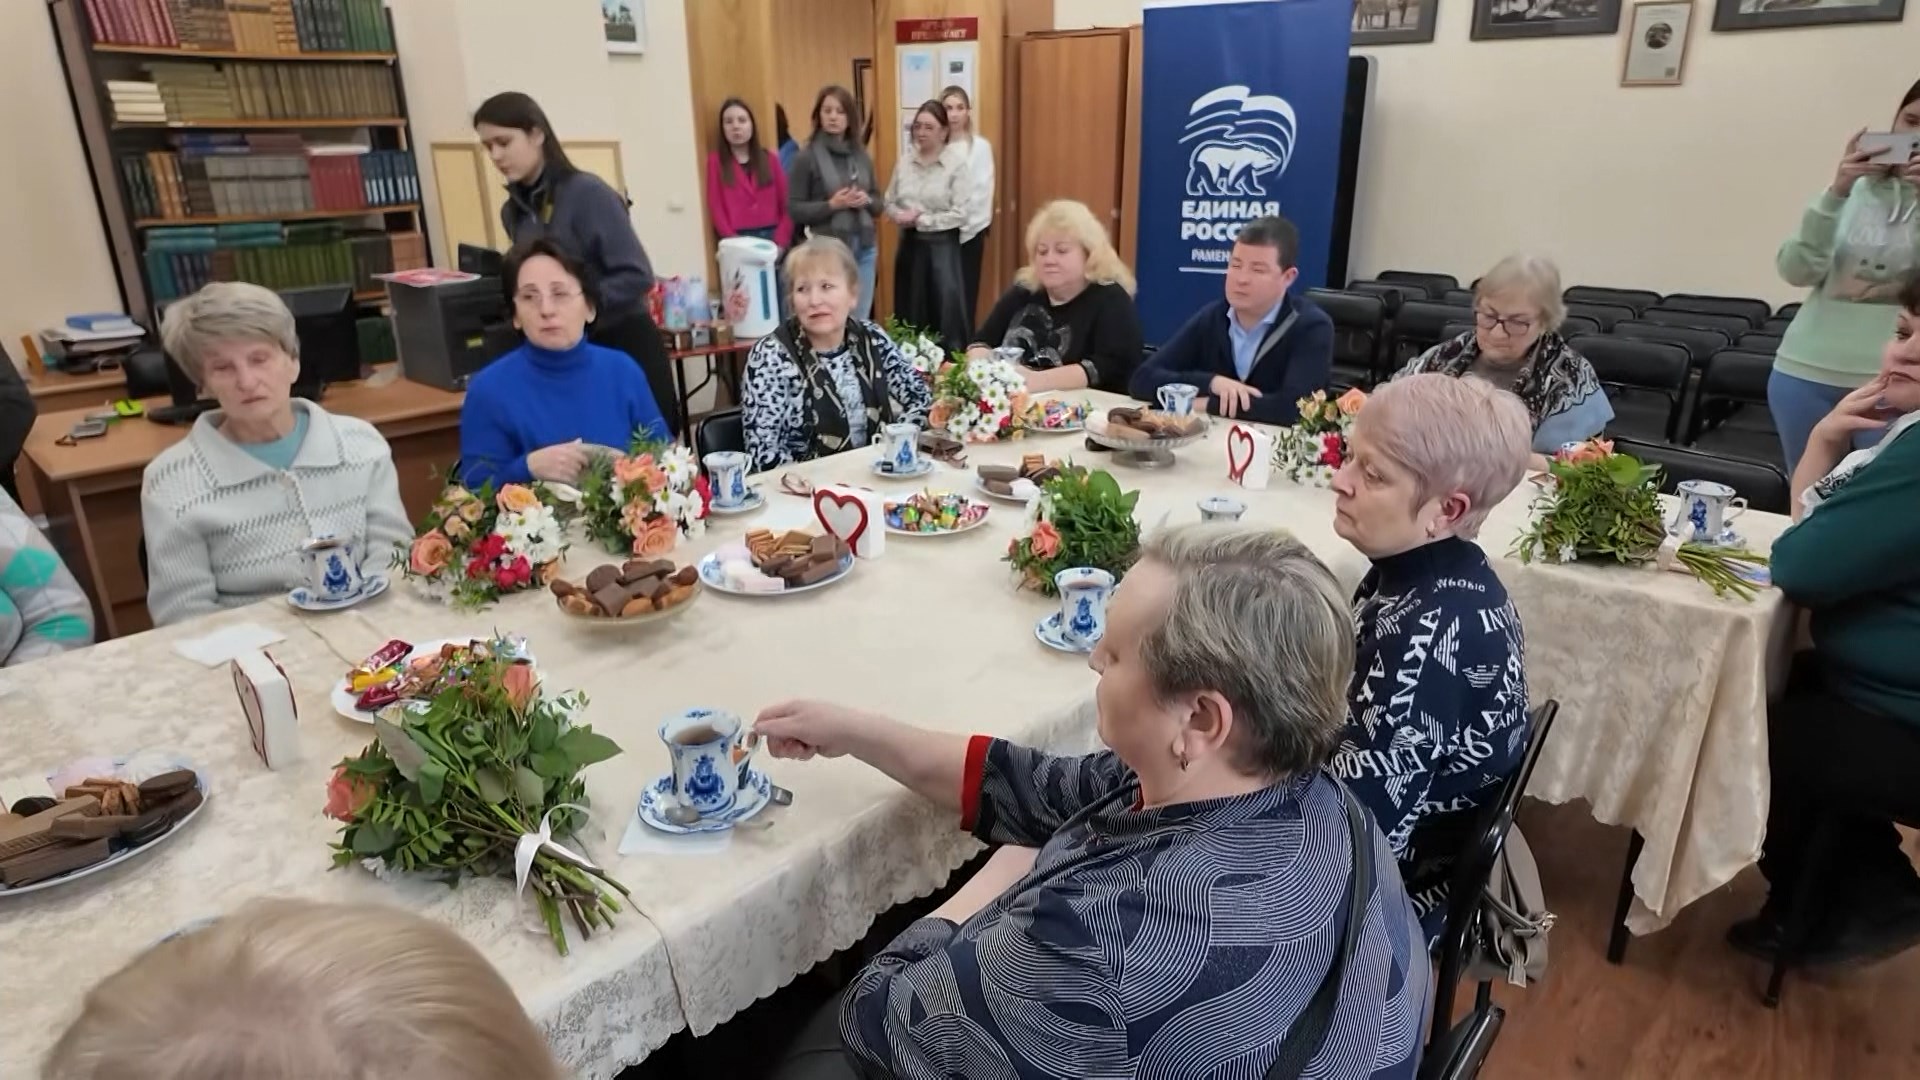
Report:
141,282,411,626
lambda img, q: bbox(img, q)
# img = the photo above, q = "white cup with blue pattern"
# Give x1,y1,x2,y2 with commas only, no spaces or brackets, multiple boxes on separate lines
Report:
1670,480,1746,541
703,451,751,509
1054,567,1115,648
872,421,924,474
659,708,754,817
301,535,363,602
1157,383,1200,416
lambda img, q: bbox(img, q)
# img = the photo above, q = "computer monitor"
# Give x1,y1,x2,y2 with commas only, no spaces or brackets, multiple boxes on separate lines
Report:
156,285,364,413
458,243,505,277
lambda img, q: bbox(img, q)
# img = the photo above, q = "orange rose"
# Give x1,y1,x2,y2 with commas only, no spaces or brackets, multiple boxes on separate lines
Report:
1030,521,1062,560
1562,438,1616,466
458,499,486,523
442,515,470,541
324,766,376,822
612,454,649,487
928,401,953,429
640,465,670,494
409,530,453,576
1336,387,1368,416
633,514,679,557
496,484,541,514
501,661,538,713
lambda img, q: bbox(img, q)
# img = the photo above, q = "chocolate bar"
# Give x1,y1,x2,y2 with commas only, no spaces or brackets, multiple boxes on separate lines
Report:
0,797,101,862
978,465,1018,483
357,683,400,711
636,576,672,602
51,814,140,840
1,837,111,888
788,559,840,587
586,565,622,594
592,583,630,617
355,639,411,675
809,535,839,560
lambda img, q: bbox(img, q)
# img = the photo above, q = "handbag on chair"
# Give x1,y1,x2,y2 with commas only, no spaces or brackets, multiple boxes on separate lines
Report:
1464,823,1553,987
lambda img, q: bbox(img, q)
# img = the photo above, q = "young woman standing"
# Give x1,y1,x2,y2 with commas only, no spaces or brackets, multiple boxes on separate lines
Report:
706,98,793,251
941,86,995,324
885,100,972,352
473,91,682,436
787,86,885,321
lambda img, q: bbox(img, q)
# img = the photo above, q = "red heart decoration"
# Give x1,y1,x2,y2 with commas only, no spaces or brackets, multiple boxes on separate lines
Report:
1226,425,1256,483
812,487,870,555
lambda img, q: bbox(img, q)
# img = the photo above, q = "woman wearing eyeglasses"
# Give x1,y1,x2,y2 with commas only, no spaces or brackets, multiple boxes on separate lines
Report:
457,239,670,491
1394,253,1613,467
884,100,973,352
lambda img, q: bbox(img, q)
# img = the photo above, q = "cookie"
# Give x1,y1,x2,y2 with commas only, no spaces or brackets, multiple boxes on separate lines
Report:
138,770,196,801
585,565,622,594
620,597,652,618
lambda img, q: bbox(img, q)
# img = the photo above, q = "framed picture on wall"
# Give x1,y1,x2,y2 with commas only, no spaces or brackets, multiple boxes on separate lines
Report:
1352,0,1439,44
1471,0,1623,38
602,0,645,54
1621,1,1694,85
1711,0,1903,31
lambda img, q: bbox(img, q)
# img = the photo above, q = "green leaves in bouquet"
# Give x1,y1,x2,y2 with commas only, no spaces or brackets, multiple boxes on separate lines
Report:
1007,465,1142,596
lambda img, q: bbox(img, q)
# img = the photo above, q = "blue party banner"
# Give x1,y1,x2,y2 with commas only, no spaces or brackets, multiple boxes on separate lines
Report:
1136,0,1351,342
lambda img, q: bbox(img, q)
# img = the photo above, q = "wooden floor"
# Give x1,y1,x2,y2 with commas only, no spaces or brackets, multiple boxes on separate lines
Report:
1482,800,1920,1079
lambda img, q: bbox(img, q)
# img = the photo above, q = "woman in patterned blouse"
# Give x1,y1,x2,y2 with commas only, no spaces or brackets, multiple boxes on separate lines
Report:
759,524,1429,1080
739,236,932,473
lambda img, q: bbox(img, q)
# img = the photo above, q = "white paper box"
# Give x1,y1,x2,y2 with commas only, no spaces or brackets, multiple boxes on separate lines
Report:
812,484,886,558
1226,424,1273,490
232,650,301,769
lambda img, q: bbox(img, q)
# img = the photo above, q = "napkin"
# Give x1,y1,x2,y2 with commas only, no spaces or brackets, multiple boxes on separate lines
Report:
1226,424,1273,490
171,623,286,668
813,484,885,559
618,813,733,856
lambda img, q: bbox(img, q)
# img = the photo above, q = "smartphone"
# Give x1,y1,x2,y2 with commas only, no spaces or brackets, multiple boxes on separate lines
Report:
68,419,108,440
1859,132,1920,166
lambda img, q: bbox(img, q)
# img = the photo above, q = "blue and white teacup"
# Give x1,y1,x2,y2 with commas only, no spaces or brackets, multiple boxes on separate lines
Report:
1670,480,1746,541
703,450,751,508
1157,383,1200,416
659,708,756,817
301,535,363,602
1054,567,1116,648
872,421,923,474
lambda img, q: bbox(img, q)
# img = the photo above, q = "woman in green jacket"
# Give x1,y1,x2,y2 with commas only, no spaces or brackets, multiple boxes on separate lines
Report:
1770,79,1920,471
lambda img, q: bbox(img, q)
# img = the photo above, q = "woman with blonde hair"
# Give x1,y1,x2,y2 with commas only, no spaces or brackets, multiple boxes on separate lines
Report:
940,84,995,321
44,898,561,1080
970,199,1143,392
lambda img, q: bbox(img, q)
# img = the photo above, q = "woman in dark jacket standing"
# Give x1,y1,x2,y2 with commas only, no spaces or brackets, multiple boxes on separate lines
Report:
473,91,681,435
787,85,884,322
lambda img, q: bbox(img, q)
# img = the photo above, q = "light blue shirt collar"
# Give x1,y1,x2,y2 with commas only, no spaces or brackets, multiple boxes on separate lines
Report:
1225,298,1287,381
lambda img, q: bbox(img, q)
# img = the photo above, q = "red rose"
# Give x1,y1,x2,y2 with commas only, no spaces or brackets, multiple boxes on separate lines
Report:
466,556,490,580
1319,433,1344,468
470,533,508,563
692,475,712,519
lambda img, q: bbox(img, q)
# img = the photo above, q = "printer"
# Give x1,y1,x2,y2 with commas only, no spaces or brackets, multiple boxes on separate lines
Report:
389,251,520,391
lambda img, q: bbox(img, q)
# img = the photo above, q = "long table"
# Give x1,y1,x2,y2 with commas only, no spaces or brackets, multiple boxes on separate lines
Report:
0,392,1793,1076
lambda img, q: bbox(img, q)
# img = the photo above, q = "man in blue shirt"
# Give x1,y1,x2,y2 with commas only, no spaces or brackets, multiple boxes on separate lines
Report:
1130,215,1334,424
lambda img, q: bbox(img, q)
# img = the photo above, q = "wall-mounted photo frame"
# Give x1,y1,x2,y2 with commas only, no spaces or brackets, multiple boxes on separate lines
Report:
1622,0,1694,85
1711,0,1903,31
602,0,646,54
1471,0,1623,38
1352,0,1439,44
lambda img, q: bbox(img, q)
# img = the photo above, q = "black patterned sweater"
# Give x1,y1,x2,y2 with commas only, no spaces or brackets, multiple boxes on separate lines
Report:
1331,537,1531,945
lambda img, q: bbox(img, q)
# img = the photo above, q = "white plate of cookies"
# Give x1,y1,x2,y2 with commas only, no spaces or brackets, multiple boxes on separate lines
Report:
0,756,209,897
698,528,855,597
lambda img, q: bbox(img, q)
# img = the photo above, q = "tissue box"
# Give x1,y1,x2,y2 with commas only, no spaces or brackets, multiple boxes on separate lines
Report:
232,650,301,769
1226,424,1273,490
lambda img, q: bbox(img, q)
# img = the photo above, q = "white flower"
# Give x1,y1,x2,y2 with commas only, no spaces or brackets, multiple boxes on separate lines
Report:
497,505,565,565
1556,543,1577,564
360,856,393,881
660,447,698,488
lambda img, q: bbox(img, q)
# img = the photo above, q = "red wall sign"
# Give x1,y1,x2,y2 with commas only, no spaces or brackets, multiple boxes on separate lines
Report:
895,17,979,43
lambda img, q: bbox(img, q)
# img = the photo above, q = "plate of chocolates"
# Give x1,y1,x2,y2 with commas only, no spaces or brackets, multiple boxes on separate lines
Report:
331,636,536,724
976,454,1064,503
0,760,207,897
551,558,702,627
698,528,855,597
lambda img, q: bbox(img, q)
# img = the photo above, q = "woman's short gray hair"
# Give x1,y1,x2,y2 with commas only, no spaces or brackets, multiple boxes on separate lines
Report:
1475,253,1566,332
1136,524,1354,779
160,281,299,385
1358,373,1532,537
782,235,859,288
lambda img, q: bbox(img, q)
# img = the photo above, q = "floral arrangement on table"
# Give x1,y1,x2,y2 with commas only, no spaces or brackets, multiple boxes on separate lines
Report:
398,483,569,609
928,352,1030,443
1005,465,1141,596
325,650,628,956
577,436,711,557
883,316,949,380
1512,438,1769,600
1271,387,1368,486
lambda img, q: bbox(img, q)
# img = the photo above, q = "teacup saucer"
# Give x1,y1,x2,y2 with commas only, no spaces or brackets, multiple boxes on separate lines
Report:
707,487,766,516
872,458,936,480
289,573,388,613
637,767,773,834
1035,612,1096,655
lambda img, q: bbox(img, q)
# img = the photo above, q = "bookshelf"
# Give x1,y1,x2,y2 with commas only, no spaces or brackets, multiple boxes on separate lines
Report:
49,0,432,327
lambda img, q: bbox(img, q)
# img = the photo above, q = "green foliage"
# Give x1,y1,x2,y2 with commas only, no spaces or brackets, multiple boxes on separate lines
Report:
1004,464,1142,596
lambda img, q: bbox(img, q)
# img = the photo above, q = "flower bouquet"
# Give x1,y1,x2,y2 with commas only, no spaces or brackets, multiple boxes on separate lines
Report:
577,437,712,557
398,483,568,609
1271,387,1368,486
1005,465,1141,596
1513,438,1769,600
883,316,948,381
326,650,628,956
928,351,1030,443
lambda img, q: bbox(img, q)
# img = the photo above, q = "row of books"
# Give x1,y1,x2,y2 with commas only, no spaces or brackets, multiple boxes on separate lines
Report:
120,60,398,122
143,224,425,302
122,143,417,219
87,0,393,54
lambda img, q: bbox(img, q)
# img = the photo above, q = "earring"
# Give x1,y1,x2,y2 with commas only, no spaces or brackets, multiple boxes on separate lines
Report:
1177,750,1190,772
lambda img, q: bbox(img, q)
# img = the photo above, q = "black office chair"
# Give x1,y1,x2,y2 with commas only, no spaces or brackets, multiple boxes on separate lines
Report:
1391,301,1473,367
1658,294,1772,329
1638,306,1756,338
1442,288,1477,308
1687,350,1783,467
1564,302,1633,332
1307,288,1389,390
1378,270,1460,298
1421,701,1559,1080
1564,286,1661,314
1556,315,1601,340
1737,332,1783,354
1348,280,1418,316
1611,436,1790,514
1775,302,1801,320
695,408,745,460
1611,320,1732,371
1572,335,1691,443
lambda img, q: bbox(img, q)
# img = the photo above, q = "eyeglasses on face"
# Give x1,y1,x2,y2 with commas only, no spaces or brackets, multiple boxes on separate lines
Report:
515,288,583,306
1475,309,1535,336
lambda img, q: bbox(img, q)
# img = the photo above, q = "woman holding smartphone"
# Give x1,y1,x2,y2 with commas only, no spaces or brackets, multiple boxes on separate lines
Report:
474,91,682,436
1769,78,1920,471
788,86,885,321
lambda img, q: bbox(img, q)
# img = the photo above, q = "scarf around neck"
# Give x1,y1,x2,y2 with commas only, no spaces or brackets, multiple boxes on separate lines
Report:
774,317,899,458
1415,330,1602,430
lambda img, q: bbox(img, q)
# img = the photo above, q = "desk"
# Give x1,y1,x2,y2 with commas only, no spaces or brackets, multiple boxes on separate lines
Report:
13,370,131,516
20,377,463,640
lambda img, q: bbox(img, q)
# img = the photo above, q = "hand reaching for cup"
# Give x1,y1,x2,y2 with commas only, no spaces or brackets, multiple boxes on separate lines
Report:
526,439,592,484
753,700,881,760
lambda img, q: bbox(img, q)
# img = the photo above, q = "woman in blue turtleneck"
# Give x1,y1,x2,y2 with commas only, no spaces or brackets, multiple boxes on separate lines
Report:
458,239,669,491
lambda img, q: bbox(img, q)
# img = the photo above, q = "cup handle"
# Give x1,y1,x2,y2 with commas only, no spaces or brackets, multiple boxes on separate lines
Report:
870,434,882,447
732,730,760,783
1726,498,1747,521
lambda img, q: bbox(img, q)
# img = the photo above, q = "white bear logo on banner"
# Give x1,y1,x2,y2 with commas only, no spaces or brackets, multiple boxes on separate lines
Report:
1181,85,1297,198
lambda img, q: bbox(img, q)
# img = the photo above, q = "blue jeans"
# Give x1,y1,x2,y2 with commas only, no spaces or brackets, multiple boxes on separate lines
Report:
1767,368,1883,473
853,241,877,322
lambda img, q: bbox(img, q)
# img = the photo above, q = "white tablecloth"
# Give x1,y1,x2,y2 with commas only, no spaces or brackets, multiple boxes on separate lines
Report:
0,391,1791,1075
